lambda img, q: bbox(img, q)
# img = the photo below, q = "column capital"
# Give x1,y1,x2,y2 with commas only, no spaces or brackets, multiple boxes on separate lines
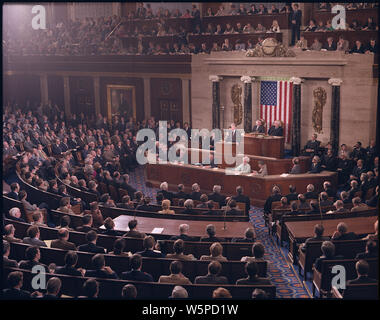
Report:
209,75,222,82
240,76,255,83
289,77,303,85
328,78,343,86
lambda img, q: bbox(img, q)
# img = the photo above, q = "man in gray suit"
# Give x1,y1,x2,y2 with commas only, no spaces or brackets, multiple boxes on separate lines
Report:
22,226,47,247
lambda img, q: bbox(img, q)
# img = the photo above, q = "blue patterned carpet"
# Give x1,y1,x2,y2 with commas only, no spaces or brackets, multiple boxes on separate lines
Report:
130,166,312,299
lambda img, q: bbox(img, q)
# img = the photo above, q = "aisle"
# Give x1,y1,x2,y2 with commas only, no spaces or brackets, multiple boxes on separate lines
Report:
130,166,311,298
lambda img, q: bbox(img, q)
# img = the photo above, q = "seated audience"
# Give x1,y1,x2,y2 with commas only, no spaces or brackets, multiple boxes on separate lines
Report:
232,228,255,243
78,230,106,253
241,242,266,263
2,271,31,299
3,240,18,268
236,261,271,285
123,219,146,239
51,228,77,250
136,236,164,258
170,224,196,241
85,254,118,279
355,240,378,260
332,222,357,240
23,226,47,247
169,286,188,299
121,253,154,281
300,224,330,252
347,260,377,285
158,260,192,284
166,239,196,261
195,261,228,284
55,251,85,277
201,224,225,242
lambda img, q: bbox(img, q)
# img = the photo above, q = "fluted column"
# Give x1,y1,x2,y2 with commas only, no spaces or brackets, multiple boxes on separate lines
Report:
240,76,255,132
290,77,303,156
209,75,222,129
328,78,343,154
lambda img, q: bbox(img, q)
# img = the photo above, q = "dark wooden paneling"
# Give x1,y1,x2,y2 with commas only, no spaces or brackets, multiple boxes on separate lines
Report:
69,76,95,117
3,74,41,108
99,77,144,121
150,78,182,123
47,75,64,108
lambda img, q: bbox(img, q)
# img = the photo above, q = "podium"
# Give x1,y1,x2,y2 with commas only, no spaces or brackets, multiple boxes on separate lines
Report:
215,134,284,159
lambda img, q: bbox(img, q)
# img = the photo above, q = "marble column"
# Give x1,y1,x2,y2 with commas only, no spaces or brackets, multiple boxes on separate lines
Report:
40,74,49,106
290,77,303,156
93,76,101,115
209,75,222,129
240,76,254,133
63,76,71,117
328,78,343,153
143,77,151,119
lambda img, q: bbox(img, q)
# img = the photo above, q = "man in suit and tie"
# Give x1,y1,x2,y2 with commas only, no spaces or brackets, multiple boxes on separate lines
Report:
78,231,106,254
175,184,190,200
6,182,20,200
51,228,77,251
136,236,164,258
52,139,63,155
60,137,69,153
226,123,237,142
268,120,284,136
170,224,197,241
3,240,19,268
252,119,266,134
232,186,250,215
2,271,31,299
195,261,228,284
121,254,154,281
347,260,377,285
22,226,47,247
208,185,226,208
85,254,118,279
290,3,302,46
302,134,321,156
55,251,84,277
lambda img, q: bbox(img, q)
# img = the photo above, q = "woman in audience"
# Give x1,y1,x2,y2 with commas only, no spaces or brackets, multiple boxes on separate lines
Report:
200,242,227,262
158,199,175,214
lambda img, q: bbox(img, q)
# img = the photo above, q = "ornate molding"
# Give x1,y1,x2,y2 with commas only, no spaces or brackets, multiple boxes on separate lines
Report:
328,78,343,86
209,75,222,82
240,76,255,83
246,38,296,58
289,77,303,85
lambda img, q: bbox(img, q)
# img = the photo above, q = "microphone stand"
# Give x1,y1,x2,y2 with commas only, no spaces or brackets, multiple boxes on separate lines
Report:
223,208,227,230
318,195,323,226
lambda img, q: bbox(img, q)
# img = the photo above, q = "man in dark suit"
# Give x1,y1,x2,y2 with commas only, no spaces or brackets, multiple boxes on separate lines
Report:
300,224,330,252
323,37,337,51
136,236,164,258
174,184,190,200
6,182,20,200
236,261,271,285
52,139,63,155
85,254,118,279
232,186,250,215
201,224,225,242
314,241,343,272
232,228,255,243
157,182,174,201
19,246,47,270
290,3,302,46
78,231,106,254
347,260,377,285
355,240,378,260
195,261,228,284
332,222,357,241
22,226,47,247
285,185,298,202
252,119,265,134
51,228,77,251
55,251,84,277
208,185,226,208
304,184,318,199
2,271,31,299
190,183,201,201
268,120,283,136
302,134,321,156
264,186,282,215
121,254,154,282
123,220,146,239
170,224,197,241
75,214,95,233
322,149,338,171
3,240,18,268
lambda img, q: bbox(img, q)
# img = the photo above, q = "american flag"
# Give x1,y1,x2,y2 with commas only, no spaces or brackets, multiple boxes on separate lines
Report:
260,80,293,143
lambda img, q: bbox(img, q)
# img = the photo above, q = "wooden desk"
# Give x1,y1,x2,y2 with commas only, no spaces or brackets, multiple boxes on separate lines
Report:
112,214,253,239
285,215,378,264
145,163,338,206
186,147,310,174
